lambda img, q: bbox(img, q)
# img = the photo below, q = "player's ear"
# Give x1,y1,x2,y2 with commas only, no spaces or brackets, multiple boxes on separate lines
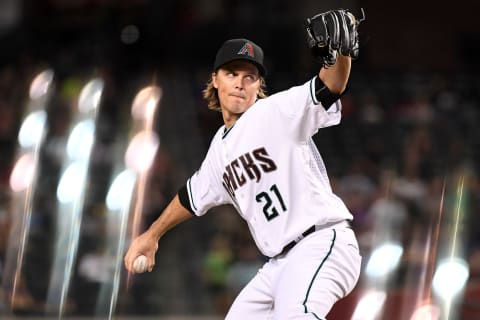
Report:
212,73,218,89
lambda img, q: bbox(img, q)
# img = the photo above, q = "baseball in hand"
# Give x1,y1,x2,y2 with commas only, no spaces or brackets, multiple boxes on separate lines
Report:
133,255,149,273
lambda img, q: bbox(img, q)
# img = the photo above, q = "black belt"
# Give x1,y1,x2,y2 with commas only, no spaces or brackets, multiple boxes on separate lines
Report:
279,225,316,256
278,220,351,257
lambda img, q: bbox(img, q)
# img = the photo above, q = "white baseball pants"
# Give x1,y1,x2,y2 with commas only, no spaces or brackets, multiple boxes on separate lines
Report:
225,221,361,319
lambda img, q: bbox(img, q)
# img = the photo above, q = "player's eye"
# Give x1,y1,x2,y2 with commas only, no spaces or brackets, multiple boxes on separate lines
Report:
223,68,235,75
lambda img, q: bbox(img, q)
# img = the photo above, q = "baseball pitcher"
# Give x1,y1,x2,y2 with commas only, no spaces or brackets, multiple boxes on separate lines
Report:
125,8,365,319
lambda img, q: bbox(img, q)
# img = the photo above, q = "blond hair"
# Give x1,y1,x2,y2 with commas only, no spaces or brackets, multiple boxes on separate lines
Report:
202,75,267,112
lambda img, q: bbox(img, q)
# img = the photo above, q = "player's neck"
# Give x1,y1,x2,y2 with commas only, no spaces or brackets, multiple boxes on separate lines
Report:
222,111,243,129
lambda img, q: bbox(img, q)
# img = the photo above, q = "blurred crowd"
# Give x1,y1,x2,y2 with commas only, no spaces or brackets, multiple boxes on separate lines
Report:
1,0,480,319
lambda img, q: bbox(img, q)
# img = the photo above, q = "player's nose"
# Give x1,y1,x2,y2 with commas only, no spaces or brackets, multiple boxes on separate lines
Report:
233,76,244,89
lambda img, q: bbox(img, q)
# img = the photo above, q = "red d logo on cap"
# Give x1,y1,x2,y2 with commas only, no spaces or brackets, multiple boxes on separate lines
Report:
237,43,254,58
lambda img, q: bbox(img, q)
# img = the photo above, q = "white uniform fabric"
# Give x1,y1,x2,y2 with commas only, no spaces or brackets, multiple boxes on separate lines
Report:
226,222,361,319
186,76,362,318
186,77,353,257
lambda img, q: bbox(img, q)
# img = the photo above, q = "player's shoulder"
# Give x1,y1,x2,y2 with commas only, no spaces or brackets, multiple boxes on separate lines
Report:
200,126,225,159
265,78,314,100
253,78,314,108
214,125,227,140
209,126,228,145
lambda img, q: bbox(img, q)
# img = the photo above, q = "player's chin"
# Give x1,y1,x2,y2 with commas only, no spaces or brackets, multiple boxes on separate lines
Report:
225,105,245,115
232,100,253,113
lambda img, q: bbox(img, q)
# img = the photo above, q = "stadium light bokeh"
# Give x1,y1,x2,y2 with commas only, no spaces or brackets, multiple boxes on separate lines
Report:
1,69,54,313
17,110,47,149
351,289,387,320
9,154,36,193
46,77,103,317
100,84,162,319
125,130,160,174
106,169,137,211
433,258,469,301
365,242,404,279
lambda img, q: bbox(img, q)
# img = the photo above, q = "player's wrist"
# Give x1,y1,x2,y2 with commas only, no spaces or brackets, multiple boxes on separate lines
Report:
145,224,163,242
314,76,343,107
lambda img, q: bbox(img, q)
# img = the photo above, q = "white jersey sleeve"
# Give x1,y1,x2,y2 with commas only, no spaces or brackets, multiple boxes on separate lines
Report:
185,130,232,216
259,76,342,141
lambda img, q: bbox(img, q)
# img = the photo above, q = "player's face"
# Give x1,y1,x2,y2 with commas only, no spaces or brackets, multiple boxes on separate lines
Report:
213,61,261,126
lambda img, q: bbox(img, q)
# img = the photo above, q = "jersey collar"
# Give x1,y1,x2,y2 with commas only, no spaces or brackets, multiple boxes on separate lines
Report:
222,123,236,139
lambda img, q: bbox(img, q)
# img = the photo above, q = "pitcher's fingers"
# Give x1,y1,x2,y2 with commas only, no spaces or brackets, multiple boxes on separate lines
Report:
124,250,136,272
146,254,156,272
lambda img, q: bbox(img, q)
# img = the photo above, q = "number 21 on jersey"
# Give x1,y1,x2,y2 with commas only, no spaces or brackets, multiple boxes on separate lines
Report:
255,184,287,221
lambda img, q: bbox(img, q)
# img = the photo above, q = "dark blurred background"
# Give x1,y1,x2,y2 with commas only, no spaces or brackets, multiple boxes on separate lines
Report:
1,0,480,319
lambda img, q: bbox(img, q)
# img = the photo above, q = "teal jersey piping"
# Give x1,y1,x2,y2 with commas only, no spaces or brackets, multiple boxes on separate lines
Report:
222,123,235,139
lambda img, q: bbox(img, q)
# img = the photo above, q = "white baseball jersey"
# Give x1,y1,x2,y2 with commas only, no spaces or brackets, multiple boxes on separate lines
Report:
185,76,353,257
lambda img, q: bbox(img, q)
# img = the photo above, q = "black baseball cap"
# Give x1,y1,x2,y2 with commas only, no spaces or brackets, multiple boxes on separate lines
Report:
213,38,267,76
